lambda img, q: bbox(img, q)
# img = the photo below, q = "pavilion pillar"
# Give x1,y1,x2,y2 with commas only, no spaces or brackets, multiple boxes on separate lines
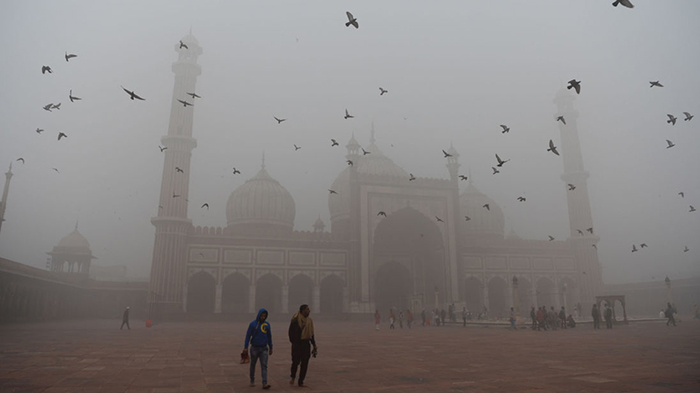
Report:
214,284,222,314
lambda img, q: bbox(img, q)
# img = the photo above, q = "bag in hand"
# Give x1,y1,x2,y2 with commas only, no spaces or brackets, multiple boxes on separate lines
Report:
240,349,250,364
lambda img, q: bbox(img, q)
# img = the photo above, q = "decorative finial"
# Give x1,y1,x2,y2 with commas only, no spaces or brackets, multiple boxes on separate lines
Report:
75,221,79,231
370,123,376,145
8,162,12,172
261,151,266,169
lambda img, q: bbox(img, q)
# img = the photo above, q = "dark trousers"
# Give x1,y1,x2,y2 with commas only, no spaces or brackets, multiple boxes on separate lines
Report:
120,320,130,330
531,319,537,330
291,341,311,385
593,318,600,329
666,315,676,326
605,318,612,329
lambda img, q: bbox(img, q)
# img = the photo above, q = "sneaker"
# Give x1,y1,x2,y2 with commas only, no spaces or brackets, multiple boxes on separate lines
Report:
262,384,271,389
289,378,295,385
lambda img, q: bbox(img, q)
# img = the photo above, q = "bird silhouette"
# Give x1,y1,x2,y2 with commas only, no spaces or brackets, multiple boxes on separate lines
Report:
548,140,560,156
495,154,510,167
176,167,184,173
346,160,353,167
690,205,697,212
409,174,416,181
57,132,67,141
36,128,44,134
41,65,52,74
483,204,490,211
666,139,675,149
500,125,510,134
568,184,576,191
459,175,468,181
345,11,359,28
52,168,60,173
442,150,452,158
377,211,387,217
69,90,81,102
667,114,677,125
173,193,180,198
464,216,471,221
274,116,286,124
179,40,188,49
612,0,634,8
159,205,164,209
492,167,500,175
640,243,648,248
548,236,555,241
233,168,241,174
517,196,526,202
379,87,388,95
577,229,584,235
362,148,371,155
201,203,209,210
121,86,145,100
683,112,694,121
684,246,690,252
159,146,167,152
328,189,338,195
331,139,339,147
632,244,638,252
177,99,193,107
556,116,566,125
436,216,444,222
649,81,663,88
678,192,684,198
592,244,597,250
294,144,301,151
65,52,77,62
51,103,61,110
16,158,24,164
567,79,581,94
43,103,53,112
186,92,201,99
344,109,354,119
587,227,593,234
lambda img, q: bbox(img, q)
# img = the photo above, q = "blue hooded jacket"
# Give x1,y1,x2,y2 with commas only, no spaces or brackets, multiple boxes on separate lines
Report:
244,308,272,349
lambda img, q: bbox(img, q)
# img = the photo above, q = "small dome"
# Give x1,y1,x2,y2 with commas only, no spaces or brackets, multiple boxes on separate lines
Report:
57,225,91,250
313,216,325,232
226,164,295,235
459,182,505,239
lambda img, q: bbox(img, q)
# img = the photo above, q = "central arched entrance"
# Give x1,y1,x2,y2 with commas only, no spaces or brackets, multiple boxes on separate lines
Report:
372,207,447,312
320,275,344,314
256,274,282,313
221,273,249,314
289,274,314,312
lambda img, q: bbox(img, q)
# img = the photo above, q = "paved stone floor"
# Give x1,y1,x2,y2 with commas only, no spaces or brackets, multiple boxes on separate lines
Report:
1,318,699,392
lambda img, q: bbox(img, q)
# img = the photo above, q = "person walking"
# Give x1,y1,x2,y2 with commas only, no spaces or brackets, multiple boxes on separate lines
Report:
398,310,404,329
665,302,676,327
374,309,381,330
243,308,273,389
604,304,613,329
120,307,130,330
421,309,426,326
406,309,413,329
592,304,601,329
289,304,317,388
509,307,517,330
536,307,546,331
462,306,468,327
389,309,396,330
559,307,567,329
530,306,537,330
440,309,447,326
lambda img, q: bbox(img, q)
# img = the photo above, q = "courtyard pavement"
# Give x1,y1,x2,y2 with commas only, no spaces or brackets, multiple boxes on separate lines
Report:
0,318,699,392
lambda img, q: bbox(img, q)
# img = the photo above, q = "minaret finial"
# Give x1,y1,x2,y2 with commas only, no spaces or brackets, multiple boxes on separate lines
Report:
8,162,12,172
75,221,79,231
261,151,266,169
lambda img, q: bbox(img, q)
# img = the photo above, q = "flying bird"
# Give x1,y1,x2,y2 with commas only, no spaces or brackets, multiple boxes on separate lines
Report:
176,167,184,173
201,203,209,210
51,103,61,110
492,167,500,175
43,103,53,112
592,244,597,250
556,116,566,125
186,92,201,99
294,144,301,151
346,160,353,167
640,243,648,248
345,11,359,28
683,112,693,121
649,81,663,88
690,205,697,213
65,52,77,62
328,189,338,195
459,175,468,181
177,99,193,107
548,140,560,156
548,236,555,241
41,65,52,74
232,168,241,174
684,246,690,253
500,125,510,134
587,227,593,234
331,139,339,147
179,40,188,49
483,204,490,211
57,132,67,140
435,216,444,222
577,229,584,235
159,146,167,152
362,148,371,155
16,158,24,164
52,168,60,173
517,196,526,202
666,139,675,149
379,87,388,95
678,192,684,198
36,128,44,134
344,109,354,119
612,0,634,8
274,116,286,124
568,184,576,191
495,154,510,167
121,86,145,100
409,174,416,181
377,211,387,217
69,90,81,102
173,193,180,198
567,79,581,94
632,244,638,252
442,150,452,158
667,114,677,125
464,216,471,221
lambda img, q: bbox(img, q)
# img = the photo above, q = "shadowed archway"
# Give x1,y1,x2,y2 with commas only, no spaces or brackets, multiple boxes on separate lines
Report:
320,275,344,314
289,274,314,312
464,277,483,312
487,277,507,319
186,271,216,314
221,273,249,313
256,274,282,313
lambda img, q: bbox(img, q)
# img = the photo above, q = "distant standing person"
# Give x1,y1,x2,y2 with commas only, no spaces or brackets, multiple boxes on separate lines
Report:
406,309,413,329
509,307,516,330
440,309,447,326
592,304,601,329
120,307,130,330
462,306,468,327
374,309,381,330
559,307,567,329
244,308,273,389
389,309,396,329
398,310,404,329
289,304,317,388
665,302,676,327
530,306,537,330
604,304,613,329
421,309,426,326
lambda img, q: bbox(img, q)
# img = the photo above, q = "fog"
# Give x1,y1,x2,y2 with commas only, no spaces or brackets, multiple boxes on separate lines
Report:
0,1,698,284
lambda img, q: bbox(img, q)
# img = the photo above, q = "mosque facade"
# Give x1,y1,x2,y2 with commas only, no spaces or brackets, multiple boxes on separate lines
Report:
148,35,603,318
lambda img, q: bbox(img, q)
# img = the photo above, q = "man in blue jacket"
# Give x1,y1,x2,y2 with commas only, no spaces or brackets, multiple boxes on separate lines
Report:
244,308,273,389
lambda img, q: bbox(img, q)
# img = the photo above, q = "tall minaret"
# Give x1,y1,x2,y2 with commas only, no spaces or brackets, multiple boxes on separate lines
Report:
553,88,603,307
149,33,203,315
0,163,13,236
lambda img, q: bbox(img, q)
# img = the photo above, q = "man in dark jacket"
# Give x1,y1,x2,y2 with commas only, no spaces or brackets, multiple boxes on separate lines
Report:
604,304,613,329
244,308,273,389
289,304,317,388
120,307,130,330
591,304,601,329
665,302,677,326
530,306,537,330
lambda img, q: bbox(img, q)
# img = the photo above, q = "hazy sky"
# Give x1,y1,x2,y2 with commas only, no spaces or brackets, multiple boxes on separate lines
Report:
1,1,698,283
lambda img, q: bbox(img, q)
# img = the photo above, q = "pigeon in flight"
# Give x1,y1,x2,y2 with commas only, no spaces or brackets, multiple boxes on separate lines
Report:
667,114,677,125
690,205,697,212
548,236,555,241
556,116,566,125
567,79,581,94
65,52,77,62
176,167,184,173
41,65,52,74
678,192,684,198
442,150,452,158
649,81,663,88
495,154,510,167
201,203,209,210
345,11,359,28
379,87,388,95
464,216,471,221
500,125,510,134
16,158,24,164
632,244,638,252
179,40,188,49
121,86,145,100
51,103,61,110
640,243,648,248
57,132,67,140
483,204,490,211
177,99,193,107
346,160,353,167
377,211,387,217
331,139,339,147
587,227,593,234
436,216,444,222
159,146,167,152
409,174,416,181
274,116,286,124
294,144,301,151
43,103,53,112
592,244,597,250
69,90,81,102
577,229,584,235
517,196,526,202
683,112,694,121
173,193,180,198
548,140,560,156
362,148,371,156
233,168,241,174
666,139,675,149
52,168,60,173
459,175,468,181
36,128,44,134
186,92,201,99
328,189,338,195
344,109,354,119
568,184,576,191
684,246,690,253
612,0,634,8
492,167,500,175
